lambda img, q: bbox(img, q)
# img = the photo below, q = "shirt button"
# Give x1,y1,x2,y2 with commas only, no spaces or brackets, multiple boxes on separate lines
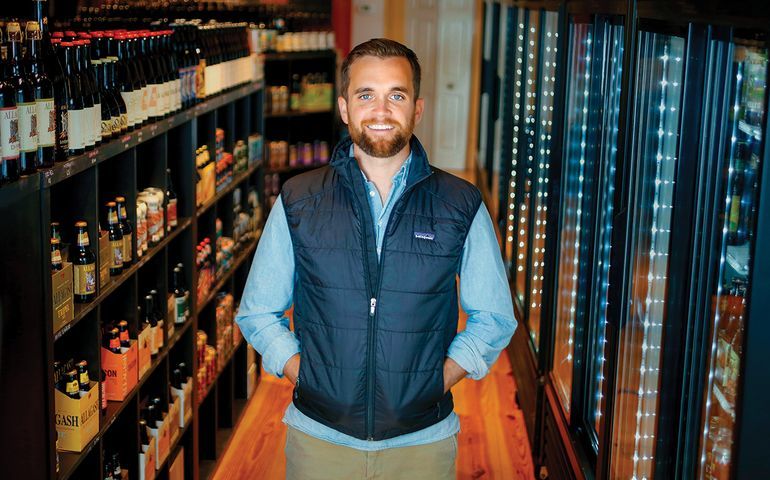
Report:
369,191,375,197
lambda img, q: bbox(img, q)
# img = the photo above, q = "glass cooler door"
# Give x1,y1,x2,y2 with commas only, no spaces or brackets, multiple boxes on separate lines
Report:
551,17,624,443
697,41,767,480
526,10,560,351
609,31,686,480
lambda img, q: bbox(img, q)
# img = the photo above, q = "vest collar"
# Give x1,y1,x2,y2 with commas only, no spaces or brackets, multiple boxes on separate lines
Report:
330,135,433,190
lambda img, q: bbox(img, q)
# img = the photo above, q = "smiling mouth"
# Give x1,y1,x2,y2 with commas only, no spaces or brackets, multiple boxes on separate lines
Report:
365,124,395,131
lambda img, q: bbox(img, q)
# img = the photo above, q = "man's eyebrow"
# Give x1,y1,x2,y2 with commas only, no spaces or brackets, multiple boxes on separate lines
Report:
352,86,411,95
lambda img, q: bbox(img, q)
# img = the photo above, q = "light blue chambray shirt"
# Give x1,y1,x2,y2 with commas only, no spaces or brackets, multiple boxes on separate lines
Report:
235,149,516,451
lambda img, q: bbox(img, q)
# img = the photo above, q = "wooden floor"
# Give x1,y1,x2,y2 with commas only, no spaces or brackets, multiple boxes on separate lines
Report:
213,339,535,480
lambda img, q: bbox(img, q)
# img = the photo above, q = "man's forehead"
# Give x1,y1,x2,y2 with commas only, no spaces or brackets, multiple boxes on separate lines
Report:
348,57,414,90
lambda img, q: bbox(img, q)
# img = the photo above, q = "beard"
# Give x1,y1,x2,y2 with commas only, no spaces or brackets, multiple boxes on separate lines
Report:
348,115,415,158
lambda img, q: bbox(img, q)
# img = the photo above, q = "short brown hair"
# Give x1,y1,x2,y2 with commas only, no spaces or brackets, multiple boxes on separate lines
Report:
340,38,422,101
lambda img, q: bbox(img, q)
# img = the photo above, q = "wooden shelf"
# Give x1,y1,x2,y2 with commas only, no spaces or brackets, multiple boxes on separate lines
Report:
55,218,193,341
42,81,263,190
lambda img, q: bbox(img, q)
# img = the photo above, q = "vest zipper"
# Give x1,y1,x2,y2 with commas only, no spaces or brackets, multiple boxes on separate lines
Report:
346,160,433,441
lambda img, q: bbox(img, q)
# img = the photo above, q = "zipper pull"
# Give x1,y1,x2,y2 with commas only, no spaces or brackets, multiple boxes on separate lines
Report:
370,298,377,316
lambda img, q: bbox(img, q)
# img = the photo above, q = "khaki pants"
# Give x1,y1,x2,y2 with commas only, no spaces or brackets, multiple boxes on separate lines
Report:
285,427,457,480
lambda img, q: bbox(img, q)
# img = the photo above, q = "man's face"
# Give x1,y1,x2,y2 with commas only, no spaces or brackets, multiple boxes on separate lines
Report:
338,56,424,158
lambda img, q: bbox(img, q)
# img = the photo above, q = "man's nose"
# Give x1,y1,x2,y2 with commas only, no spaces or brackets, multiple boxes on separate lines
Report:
372,97,391,116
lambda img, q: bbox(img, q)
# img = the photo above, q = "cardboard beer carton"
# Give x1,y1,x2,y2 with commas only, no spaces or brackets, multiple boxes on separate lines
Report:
55,381,99,452
139,436,156,480
170,378,193,428
101,340,138,401
169,447,185,480
137,326,152,379
52,262,74,333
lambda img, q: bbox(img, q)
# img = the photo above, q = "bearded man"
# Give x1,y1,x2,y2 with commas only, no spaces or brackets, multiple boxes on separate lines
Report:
236,38,516,480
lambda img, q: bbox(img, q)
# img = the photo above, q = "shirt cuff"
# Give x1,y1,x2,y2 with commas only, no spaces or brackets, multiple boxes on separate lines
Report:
259,331,301,378
446,334,489,381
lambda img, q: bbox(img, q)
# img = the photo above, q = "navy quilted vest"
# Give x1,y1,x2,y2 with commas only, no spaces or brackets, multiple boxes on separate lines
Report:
281,136,481,440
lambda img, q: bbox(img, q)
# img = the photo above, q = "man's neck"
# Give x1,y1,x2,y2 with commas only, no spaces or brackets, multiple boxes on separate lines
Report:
354,143,411,202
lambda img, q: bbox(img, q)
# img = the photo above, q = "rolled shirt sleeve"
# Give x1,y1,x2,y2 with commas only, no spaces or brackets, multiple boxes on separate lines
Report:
447,203,517,380
235,195,300,378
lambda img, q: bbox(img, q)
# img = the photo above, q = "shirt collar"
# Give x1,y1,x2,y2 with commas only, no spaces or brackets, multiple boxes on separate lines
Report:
349,145,413,186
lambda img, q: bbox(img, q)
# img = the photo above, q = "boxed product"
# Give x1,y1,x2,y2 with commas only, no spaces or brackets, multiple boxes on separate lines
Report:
166,294,176,339
98,231,112,289
149,413,171,470
169,447,184,480
139,435,156,480
170,378,193,428
300,82,333,112
137,325,153,379
54,381,99,452
168,395,181,446
52,262,74,333
196,146,216,207
101,340,139,401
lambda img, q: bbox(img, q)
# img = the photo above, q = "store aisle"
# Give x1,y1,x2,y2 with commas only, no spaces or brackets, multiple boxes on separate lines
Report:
213,318,535,480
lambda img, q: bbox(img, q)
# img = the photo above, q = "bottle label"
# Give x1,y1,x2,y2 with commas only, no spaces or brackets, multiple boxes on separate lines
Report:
66,379,79,395
101,117,112,139
77,230,90,247
57,103,69,153
111,115,121,135
52,246,62,266
111,239,124,269
86,106,97,146
175,296,186,323
120,113,128,132
36,98,55,147
149,84,159,116
196,60,206,99
167,199,178,229
79,371,89,386
141,87,149,118
18,101,38,153
123,232,133,263
110,337,120,352
74,262,97,295
0,106,20,160
93,104,102,143
67,108,86,150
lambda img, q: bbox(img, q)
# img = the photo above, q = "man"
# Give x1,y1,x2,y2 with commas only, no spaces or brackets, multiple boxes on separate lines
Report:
236,39,516,479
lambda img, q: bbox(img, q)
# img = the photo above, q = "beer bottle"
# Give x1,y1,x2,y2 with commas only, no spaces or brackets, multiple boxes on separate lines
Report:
171,366,183,389
72,39,97,150
143,295,158,355
105,201,124,275
77,360,90,391
101,34,127,134
51,221,61,242
51,237,63,270
24,21,55,169
5,22,38,176
0,30,20,184
150,288,165,348
114,34,137,130
112,452,123,480
172,266,189,323
150,397,164,427
118,320,130,348
103,457,113,480
59,42,85,155
115,196,133,266
139,419,150,451
166,168,178,230
64,369,80,399
73,221,97,302
106,328,121,354
90,31,120,140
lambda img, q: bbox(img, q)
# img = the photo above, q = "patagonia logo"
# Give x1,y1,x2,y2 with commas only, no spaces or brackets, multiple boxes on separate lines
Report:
414,231,435,241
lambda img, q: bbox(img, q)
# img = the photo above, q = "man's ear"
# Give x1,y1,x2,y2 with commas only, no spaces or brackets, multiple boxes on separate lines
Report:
338,96,349,125
414,97,425,126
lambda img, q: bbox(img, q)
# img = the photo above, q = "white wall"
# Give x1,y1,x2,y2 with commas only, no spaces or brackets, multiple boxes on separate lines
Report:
351,0,385,47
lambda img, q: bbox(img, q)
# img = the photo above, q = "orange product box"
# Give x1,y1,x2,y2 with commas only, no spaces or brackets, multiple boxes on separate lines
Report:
101,340,138,401
139,435,156,480
149,414,171,470
52,262,74,333
169,447,184,480
54,381,99,452
137,326,152,379
168,395,181,445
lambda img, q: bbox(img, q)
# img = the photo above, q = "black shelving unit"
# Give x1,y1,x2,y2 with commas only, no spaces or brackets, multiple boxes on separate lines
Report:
0,79,265,479
262,49,339,210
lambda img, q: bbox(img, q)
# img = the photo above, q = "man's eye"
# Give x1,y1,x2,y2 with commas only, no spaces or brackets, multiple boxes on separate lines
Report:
391,94,405,101
359,94,372,100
